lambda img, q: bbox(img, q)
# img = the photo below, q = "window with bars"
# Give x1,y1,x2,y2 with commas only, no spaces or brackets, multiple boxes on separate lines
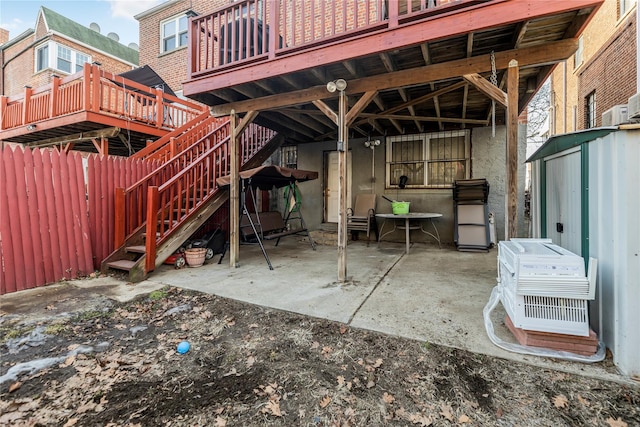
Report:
281,145,297,169
585,91,597,129
385,130,470,188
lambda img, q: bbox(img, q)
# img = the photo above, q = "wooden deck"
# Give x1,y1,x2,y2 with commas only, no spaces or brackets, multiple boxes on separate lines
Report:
0,64,207,156
183,0,603,142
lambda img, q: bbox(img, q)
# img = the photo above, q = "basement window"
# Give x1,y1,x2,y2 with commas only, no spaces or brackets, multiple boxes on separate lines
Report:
385,130,470,189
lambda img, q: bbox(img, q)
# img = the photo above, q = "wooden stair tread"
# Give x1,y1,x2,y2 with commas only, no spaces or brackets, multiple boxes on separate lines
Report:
126,245,146,253
106,260,137,271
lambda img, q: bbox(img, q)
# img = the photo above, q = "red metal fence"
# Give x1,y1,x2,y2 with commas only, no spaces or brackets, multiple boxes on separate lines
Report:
0,146,156,295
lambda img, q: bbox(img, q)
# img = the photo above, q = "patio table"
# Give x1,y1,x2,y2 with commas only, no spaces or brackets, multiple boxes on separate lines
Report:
376,212,443,254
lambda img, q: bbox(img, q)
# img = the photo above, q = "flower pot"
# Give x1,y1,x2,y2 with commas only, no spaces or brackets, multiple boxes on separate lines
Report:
184,248,207,267
392,201,410,215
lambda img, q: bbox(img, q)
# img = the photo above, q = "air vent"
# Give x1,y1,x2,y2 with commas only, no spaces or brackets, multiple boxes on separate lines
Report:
628,92,640,119
601,104,628,126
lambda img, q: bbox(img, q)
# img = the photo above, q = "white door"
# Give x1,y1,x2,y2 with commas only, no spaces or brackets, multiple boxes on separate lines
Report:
545,150,582,255
325,151,352,223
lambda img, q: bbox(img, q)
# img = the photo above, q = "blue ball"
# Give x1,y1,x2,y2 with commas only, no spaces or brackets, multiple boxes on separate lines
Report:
177,341,190,354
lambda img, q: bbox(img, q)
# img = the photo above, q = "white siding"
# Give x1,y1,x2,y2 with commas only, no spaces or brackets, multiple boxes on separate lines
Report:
589,129,640,378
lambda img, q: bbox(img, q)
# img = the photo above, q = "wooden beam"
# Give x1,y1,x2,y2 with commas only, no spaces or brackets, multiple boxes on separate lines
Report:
229,111,239,268
346,91,377,127
506,60,519,240
463,73,508,107
337,91,348,282
358,113,488,125
312,100,338,125
235,111,258,135
210,39,578,115
26,127,121,147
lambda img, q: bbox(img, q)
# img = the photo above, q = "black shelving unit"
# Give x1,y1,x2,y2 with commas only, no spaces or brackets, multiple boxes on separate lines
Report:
453,179,491,252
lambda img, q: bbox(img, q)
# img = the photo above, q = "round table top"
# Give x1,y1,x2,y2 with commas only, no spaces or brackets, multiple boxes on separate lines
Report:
375,212,443,219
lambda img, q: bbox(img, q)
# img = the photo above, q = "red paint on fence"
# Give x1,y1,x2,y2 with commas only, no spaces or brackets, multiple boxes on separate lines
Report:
0,146,157,294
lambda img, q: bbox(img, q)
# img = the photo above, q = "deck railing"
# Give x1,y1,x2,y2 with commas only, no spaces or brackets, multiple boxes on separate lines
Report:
189,0,483,78
0,63,206,132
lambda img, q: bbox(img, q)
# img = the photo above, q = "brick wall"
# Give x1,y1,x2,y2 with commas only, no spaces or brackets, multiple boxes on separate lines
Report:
550,1,637,133
2,15,136,97
577,12,637,128
137,0,227,94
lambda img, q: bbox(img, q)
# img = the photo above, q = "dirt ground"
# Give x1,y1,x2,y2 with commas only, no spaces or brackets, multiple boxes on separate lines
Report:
1,286,639,427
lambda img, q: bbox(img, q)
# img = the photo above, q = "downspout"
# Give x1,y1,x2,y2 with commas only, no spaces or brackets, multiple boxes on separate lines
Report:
563,60,567,133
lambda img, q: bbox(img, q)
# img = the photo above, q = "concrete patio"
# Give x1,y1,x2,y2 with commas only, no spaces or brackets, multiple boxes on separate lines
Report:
3,235,628,383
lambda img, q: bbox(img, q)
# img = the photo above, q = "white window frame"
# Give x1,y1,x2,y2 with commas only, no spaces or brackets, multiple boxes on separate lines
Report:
35,43,49,72
619,0,636,19
34,41,91,74
160,13,189,53
385,130,470,189
574,37,583,70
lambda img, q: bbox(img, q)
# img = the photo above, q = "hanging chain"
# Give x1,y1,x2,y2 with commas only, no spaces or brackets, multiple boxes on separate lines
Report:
490,51,497,138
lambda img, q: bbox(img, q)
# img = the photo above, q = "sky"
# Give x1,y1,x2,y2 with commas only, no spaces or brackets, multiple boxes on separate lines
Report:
0,0,166,47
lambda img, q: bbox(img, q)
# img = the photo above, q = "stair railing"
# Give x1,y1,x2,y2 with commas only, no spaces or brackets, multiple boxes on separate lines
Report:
143,121,277,272
133,111,227,163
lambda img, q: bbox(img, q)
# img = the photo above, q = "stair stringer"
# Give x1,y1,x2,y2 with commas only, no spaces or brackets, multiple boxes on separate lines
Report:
127,189,229,282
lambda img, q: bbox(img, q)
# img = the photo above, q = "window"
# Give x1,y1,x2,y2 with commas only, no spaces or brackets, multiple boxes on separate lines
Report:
574,37,583,69
586,91,597,128
57,45,72,73
619,0,636,18
34,42,91,74
36,44,48,72
282,146,297,169
161,14,188,53
386,130,470,189
75,52,89,72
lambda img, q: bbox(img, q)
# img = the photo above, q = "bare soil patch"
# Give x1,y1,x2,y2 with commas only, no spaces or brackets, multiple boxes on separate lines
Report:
1,286,638,426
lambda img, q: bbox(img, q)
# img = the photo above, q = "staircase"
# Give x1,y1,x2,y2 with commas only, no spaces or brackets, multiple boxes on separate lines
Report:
101,113,283,282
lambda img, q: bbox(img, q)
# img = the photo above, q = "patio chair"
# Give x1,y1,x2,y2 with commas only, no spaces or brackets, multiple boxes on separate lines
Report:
347,193,378,245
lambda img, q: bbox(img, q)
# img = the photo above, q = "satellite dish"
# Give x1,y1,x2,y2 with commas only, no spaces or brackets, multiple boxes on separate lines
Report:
107,32,119,42
89,22,100,33
128,42,139,51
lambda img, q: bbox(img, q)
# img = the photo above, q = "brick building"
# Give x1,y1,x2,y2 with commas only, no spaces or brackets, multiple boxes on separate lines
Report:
0,7,138,97
135,0,228,98
549,0,637,133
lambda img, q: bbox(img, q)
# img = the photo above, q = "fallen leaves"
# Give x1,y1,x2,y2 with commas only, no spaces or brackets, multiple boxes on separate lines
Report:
319,395,332,408
553,394,569,409
606,417,628,427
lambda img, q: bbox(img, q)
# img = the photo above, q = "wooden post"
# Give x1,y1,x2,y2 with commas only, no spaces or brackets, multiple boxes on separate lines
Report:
229,110,239,267
506,59,519,239
114,187,125,247
50,75,60,119
155,89,163,128
268,1,278,59
145,186,159,273
0,96,7,130
337,90,348,282
83,63,91,111
23,86,32,125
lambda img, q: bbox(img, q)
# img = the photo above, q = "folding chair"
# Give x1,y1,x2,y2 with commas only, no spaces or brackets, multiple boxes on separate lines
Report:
347,194,378,245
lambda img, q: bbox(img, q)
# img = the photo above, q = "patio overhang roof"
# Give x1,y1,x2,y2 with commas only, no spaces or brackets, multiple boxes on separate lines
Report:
183,0,603,143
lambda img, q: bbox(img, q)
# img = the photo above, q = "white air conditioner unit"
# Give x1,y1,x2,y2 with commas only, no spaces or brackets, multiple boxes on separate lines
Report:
601,104,628,126
628,92,640,119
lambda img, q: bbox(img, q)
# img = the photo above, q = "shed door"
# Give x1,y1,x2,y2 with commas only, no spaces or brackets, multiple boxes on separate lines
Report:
545,151,582,255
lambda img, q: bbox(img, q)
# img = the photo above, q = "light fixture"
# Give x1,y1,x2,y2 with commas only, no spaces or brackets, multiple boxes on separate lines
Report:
364,139,380,149
26,124,37,131
326,78,347,93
